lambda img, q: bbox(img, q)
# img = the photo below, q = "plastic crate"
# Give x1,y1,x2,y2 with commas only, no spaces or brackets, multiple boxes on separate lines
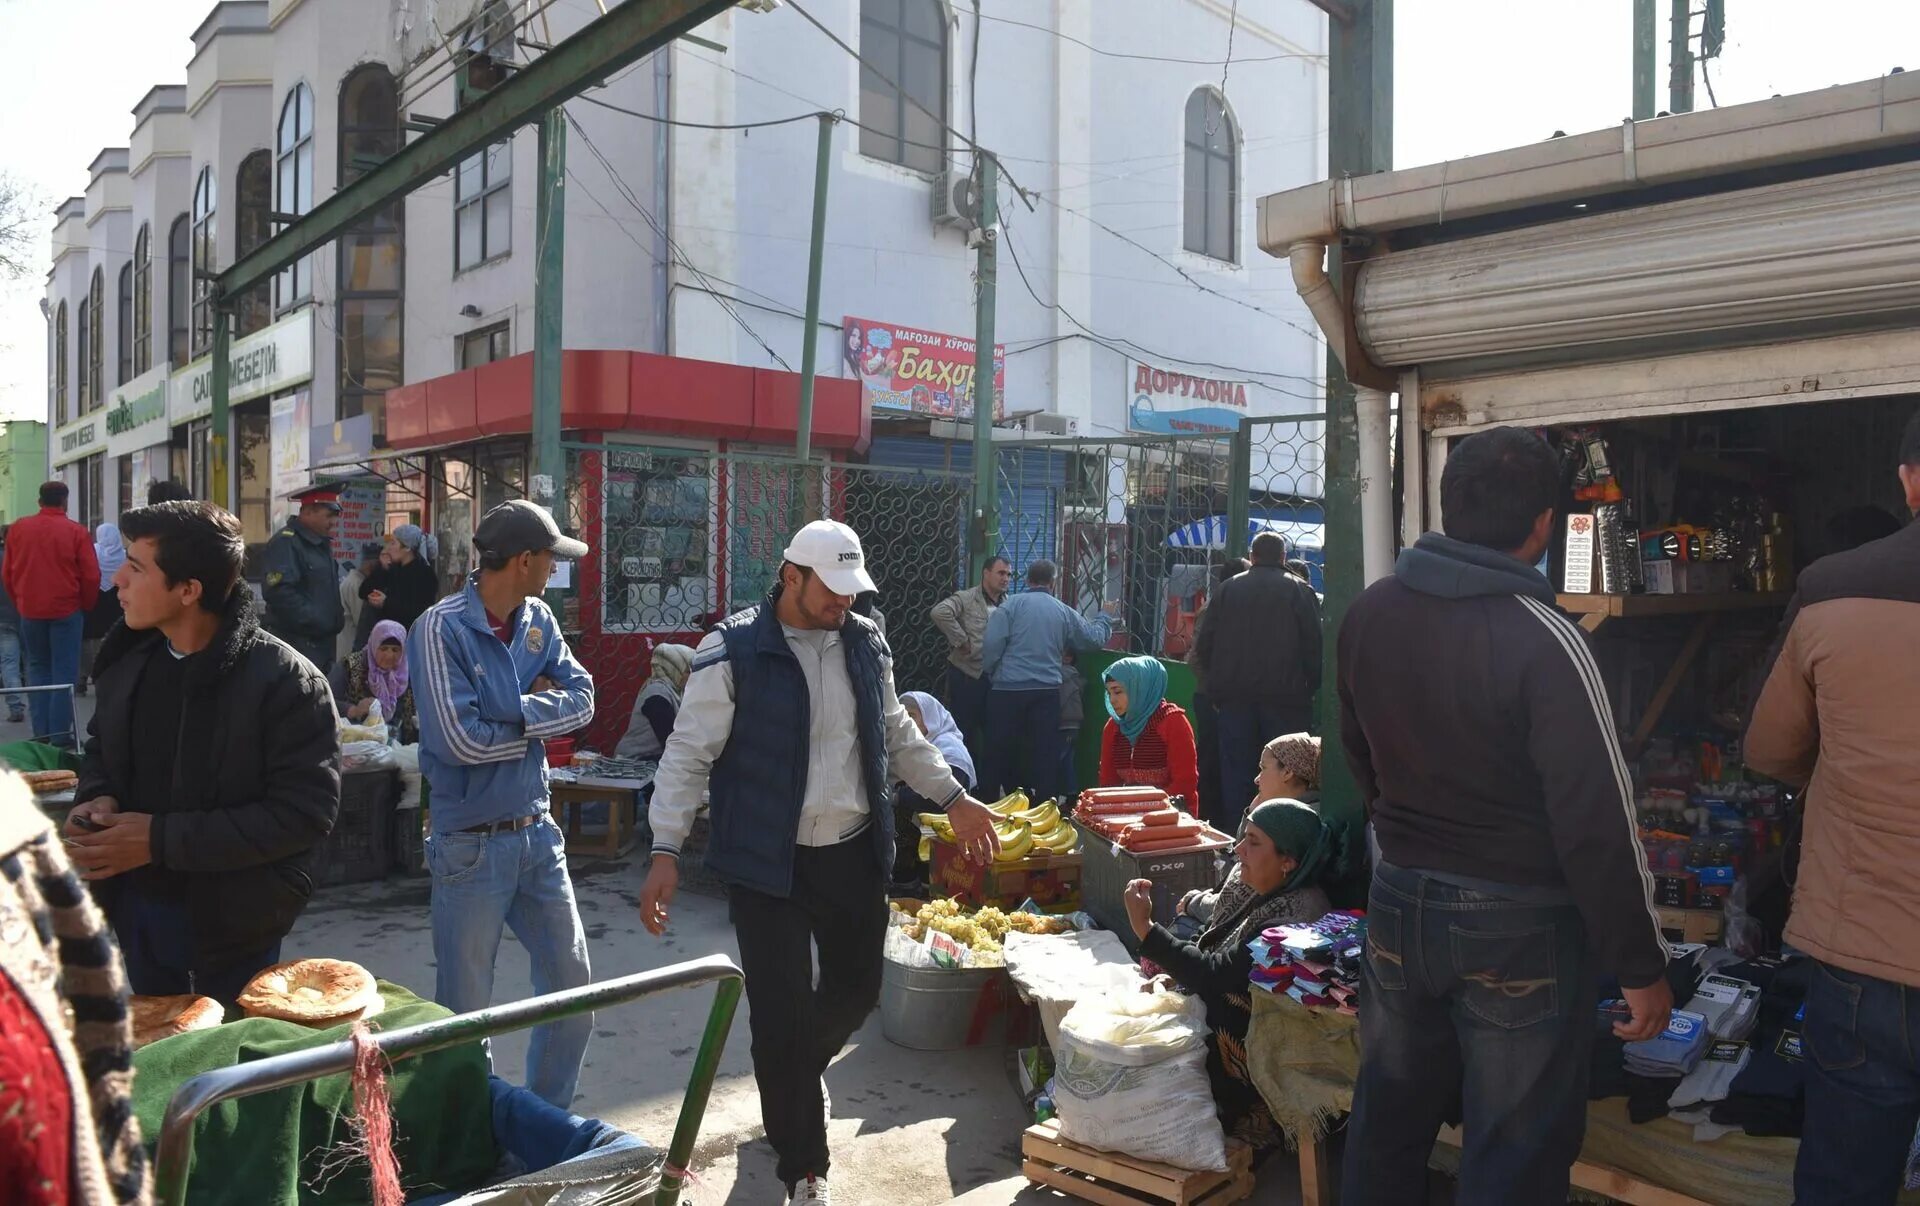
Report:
1073,818,1229,949
393,806,425,875
317,768,399,887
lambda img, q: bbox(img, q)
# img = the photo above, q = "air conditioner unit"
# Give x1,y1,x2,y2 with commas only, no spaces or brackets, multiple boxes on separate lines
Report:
931,169,982,231
1025,412,1077,436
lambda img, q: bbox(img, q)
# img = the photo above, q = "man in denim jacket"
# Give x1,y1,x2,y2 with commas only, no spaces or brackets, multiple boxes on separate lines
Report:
411,500,596,1109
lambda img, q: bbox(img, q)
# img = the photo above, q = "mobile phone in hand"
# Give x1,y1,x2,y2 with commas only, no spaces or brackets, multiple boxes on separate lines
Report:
68,813,104,833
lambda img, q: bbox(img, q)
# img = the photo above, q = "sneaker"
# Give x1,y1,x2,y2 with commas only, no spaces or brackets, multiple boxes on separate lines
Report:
5,712,20,724
790,1175,830,1205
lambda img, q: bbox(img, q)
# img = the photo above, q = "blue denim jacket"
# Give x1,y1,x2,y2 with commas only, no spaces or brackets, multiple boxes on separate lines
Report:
981,589,1111,690
409,578,595,832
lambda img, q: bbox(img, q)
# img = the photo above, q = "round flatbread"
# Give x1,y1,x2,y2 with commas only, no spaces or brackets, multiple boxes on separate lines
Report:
237,959,382,1026
130,995,225,1048
23,770,78,794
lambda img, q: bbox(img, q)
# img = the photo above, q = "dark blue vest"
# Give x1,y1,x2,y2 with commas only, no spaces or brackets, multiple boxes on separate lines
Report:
705,595,893,897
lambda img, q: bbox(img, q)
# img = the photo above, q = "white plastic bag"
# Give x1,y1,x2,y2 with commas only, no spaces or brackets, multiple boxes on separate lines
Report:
338,697,390,745
1052,985,1228,1172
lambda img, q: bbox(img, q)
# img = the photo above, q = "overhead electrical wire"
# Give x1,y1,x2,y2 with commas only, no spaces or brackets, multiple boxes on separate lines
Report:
971,9,1324,67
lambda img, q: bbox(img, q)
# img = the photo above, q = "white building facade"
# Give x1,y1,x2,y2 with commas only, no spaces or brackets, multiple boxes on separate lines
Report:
42,0,1328,665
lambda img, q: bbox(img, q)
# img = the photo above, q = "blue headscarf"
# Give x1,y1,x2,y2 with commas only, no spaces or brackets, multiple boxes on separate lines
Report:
1103,656,1168,746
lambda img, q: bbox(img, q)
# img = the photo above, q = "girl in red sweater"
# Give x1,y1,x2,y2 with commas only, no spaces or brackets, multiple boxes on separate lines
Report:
1099,656,1199,809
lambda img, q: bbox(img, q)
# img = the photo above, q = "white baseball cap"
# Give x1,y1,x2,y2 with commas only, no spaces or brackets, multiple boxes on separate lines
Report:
782,519,876,597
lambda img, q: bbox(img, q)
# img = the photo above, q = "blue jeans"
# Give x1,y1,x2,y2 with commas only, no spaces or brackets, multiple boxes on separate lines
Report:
982,687,1062,801
107,889,281,1005
0,621,23,715
1214,700,1313,808
428,815,593,1110
1343,862,1593,1206
20,611,83,747
1796,960,1920,1203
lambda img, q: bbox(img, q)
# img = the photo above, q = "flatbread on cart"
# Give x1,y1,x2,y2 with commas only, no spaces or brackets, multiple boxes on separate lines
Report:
237,958,384,1027
130,994,225,1048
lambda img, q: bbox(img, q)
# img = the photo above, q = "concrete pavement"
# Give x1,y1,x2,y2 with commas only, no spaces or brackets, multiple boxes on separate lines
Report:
286,856,1316,1205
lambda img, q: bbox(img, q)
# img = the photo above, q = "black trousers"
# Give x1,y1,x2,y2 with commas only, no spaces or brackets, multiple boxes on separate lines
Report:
729,835,887,1187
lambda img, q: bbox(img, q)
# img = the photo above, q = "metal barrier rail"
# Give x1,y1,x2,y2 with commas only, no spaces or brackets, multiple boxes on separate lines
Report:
154,953,745,1206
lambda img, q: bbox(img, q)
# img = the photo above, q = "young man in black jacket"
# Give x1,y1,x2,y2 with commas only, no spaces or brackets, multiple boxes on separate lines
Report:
64,501,340,1005
1336,427,1671,1205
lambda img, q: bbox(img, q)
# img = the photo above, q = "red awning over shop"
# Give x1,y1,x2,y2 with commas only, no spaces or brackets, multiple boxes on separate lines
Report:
383,349,870,451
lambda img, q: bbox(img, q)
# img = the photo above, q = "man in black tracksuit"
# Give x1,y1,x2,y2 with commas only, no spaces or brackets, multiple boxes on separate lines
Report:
1336,427,1672,1205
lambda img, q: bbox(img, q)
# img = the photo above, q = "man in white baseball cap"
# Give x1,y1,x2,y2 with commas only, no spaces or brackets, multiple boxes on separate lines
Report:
640,518,999,1206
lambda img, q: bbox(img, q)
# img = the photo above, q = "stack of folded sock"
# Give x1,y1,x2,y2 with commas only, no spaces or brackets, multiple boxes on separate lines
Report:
1247,910,1366,1014
1686,974,1763,1040
1670,1039,1754,1113
1625,1008,1712,1078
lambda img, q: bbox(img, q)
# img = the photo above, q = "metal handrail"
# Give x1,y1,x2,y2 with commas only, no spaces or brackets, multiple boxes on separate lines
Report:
153,954,744,1206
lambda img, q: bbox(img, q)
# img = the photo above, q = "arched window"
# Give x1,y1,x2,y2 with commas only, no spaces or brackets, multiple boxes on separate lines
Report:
190,168,216,356
132,223,152,373
858,0,946,173
338,64,405,432
167,215,189,365
1183,89,1237,262
80,268,103,409
117,263,133,384
276,83,314,308
53,302,68,426
235,150,272,336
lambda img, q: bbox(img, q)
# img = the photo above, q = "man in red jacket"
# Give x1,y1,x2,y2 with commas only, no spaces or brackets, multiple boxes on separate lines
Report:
2,482,98,748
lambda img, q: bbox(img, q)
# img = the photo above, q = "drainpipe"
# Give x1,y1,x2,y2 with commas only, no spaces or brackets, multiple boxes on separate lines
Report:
1287,239,1395,584
652,49,672,355
1355,385,1392,584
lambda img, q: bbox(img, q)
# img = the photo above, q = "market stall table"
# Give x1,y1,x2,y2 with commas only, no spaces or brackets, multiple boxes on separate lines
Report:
547,762,655,859
1246,991,1817,1206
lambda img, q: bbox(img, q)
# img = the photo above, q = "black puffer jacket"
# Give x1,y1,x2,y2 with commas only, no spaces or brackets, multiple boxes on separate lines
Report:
77,588,341,965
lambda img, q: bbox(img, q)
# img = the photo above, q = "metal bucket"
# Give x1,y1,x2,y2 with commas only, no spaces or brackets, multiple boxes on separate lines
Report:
879,959,1029,1051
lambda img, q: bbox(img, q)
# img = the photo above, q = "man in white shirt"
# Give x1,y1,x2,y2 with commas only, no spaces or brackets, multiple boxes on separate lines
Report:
639,520,999,1206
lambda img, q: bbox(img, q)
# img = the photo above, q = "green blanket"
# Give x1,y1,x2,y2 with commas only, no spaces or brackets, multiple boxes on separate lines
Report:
1,740,83,773
134,983,500,1206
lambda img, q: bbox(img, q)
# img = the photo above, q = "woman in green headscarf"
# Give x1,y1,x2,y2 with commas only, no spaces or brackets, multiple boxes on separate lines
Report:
1123,799,1341,1148
1098,655,1200,806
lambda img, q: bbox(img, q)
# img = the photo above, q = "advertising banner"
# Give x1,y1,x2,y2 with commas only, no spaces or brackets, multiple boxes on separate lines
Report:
1126,360,1251,435
270,389,312,500
842,315,1005,420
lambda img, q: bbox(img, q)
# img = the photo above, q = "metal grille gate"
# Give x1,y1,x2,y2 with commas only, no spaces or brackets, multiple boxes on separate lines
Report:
552,420,1328,756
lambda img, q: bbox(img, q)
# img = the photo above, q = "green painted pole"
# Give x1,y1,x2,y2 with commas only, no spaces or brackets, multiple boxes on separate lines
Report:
209,308,230,509
1318,0,1392,841
535,109,566,602
794,114,835,467
655,978,744,1205
1633,0,1657,120
1227,422,1252,561
1669,0,1694,113
971,159,1000,579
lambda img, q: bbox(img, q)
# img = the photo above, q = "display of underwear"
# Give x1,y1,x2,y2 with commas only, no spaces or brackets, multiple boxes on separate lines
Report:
1248,910,1366,1014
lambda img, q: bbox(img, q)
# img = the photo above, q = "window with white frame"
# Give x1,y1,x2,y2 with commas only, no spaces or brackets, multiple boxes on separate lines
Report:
190,167,216,355
82,268,102,409
454,140,511,270
458,322,510,368
132,223,151,374
1183,88,1238,263
858,0,946,174
276,83,314,308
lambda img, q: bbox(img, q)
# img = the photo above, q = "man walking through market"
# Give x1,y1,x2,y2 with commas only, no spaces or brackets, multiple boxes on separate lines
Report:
929,554,1010,749
411,499,597,1110
980,560,1116,801
63,500,340,1004
261,485,346,672
1747,409,1920,1204
1336,427,1671,1204
3,481,98,748
1191,530,1321,802
638,519,1002,1206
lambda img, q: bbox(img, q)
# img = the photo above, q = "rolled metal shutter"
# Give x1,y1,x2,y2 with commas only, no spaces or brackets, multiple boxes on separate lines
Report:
1355,159,1920,370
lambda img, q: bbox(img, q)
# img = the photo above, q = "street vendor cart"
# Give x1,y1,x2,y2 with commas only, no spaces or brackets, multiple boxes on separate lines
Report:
151,955,742,1206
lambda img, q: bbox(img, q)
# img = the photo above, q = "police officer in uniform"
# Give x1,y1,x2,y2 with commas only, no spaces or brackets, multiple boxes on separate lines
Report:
261,486,345,672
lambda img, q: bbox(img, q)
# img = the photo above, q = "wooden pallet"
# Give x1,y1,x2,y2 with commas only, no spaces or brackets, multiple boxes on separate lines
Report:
1022,1120,1255,1205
